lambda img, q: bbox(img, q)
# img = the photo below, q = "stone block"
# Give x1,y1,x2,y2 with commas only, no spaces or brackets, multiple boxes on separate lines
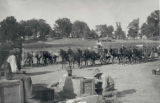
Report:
72,77,95,97
0,79,24,103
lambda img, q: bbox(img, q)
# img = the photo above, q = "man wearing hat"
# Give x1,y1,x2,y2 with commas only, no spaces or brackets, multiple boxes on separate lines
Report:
94,69,104,95
94,69,115,95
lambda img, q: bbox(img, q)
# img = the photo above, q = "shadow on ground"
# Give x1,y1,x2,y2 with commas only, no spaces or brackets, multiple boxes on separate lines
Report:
32,82,76,103
27,71,53,76
24,64,54,67
32,84,55,102
80,64,103,69
117,89,136,97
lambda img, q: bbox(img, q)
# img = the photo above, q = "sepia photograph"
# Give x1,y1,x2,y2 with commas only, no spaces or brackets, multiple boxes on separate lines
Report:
0,0,160,103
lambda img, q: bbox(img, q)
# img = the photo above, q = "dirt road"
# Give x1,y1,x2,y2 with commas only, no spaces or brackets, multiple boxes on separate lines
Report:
24,60,160,103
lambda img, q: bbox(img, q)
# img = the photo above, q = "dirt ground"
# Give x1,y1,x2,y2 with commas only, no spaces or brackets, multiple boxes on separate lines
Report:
23,60,160,103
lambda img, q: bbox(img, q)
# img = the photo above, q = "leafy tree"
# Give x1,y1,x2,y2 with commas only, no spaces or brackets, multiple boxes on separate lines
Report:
38,19,51,39
19,20,32,37
20,19,51,40
141,10,160,38
0,16,20,42
95,25,108,37
48,29,56,38
114,22,126,39
95,25,114,38
141,23,150,38
71,20,90,38
127,18,139,39
88,30,98,39
0,16,22,67
107,25,114,37
54,18,72,38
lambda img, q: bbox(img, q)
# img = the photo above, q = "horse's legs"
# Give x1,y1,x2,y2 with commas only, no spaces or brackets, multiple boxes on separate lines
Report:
73,61,75,68
108,57,111,64
36,58,39,65
112,56,114,64
24,58,28,65
30,58,33,67
85,60,87,66
118,56,120,64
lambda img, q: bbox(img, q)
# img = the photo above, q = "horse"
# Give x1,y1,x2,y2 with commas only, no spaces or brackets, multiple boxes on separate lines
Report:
109,48,121,64
24,51,34,66
35,51,42,64
59,49,68,69
132,47,143,63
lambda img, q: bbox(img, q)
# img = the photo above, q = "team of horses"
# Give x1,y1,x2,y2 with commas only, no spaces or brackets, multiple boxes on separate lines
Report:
23,51,58,66
22,45,159,69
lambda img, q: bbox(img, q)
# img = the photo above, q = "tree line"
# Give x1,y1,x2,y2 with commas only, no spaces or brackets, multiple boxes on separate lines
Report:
0,10,159,43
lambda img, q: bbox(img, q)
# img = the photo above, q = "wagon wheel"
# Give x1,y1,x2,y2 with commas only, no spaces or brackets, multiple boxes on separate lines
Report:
100,56,107,65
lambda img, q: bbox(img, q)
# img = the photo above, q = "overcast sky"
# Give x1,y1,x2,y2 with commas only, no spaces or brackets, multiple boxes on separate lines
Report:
0,0,159,32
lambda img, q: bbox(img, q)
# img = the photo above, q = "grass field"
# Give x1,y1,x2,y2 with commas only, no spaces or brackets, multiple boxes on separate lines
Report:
23,38,160,53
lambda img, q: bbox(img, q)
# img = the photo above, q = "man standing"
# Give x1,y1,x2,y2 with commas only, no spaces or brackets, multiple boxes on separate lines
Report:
7,52,18,73
4,48,40,103
94,69,103,95
94,69,115,95
97,40,102,49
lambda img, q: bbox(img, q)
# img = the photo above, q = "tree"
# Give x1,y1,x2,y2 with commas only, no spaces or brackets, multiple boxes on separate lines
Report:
0,16,20,42
71,20,90,38
19,19,51,40
107,25,114,37
95,25,114,38
114,22,126,39
141,10,160,38
48,29,56,38
54,18,72,38
95,25,108,37
127,18,139,39
0,16,22,67
88,30,98,39
141,23,151,38
59,49,68,69
38,19,51,39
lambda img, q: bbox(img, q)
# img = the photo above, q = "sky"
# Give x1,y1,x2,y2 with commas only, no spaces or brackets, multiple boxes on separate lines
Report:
0,0,159,32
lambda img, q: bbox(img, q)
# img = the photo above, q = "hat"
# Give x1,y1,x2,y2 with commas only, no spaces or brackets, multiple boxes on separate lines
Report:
94,68,103,77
